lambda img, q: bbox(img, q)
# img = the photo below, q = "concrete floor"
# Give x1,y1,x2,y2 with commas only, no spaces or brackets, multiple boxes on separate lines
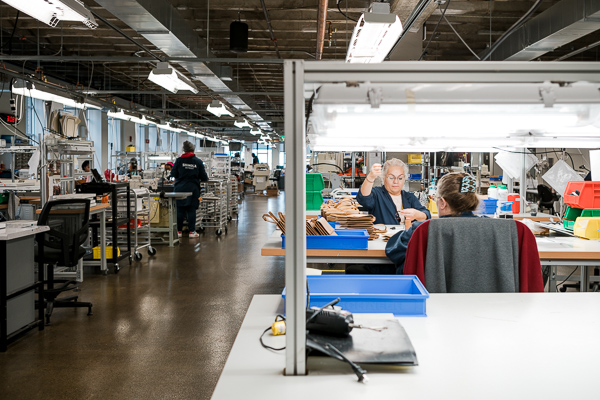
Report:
0,193,286,400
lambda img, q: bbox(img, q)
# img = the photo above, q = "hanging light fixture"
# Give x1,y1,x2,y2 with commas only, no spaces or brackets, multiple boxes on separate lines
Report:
250,127,262,135
234,118,251,129
12,79,101,110
148,62,199,94
107,109,149,125
207,100,234,117
1,0,98,29
345,2,403,64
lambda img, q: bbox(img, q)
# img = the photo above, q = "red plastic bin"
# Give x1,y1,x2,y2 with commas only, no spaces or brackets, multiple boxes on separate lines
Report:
563,181,600,209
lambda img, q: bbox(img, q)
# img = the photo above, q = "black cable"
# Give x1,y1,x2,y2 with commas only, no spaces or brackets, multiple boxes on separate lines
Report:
419,1,451,61
556,267,578,291
307,334,368,383
481,0,542,61
305,89,318,134
259,315,286,351
309,163,345,174
0,11,19,51
336,0,358,23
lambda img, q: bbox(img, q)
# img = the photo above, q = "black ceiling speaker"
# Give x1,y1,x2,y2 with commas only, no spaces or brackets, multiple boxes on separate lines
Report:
230,20,248,52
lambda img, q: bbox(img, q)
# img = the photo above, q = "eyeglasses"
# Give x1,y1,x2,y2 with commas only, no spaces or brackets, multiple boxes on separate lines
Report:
386,175,405,182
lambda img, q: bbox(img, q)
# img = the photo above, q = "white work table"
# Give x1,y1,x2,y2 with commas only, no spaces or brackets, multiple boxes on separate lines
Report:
0,223,49,241
212,294,600,400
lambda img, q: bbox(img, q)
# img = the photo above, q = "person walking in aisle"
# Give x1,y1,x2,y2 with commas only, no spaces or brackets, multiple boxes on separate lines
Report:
171,141,209,238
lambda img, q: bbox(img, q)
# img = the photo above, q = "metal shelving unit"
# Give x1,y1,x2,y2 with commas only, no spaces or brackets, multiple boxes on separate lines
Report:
199,179,228,235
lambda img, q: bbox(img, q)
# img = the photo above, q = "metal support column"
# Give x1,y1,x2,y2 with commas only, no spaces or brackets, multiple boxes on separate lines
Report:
284,60,307,375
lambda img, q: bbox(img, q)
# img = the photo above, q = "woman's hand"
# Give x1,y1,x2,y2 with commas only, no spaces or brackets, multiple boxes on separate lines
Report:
368,163,382,182
399,208,427,221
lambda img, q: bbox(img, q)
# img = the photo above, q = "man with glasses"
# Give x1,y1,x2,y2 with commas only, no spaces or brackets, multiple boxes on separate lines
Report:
357,158,430,225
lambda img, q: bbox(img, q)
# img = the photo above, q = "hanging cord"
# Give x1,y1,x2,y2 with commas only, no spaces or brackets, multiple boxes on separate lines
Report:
442,14,480,60
336,0,358,22
419,1,451,61
0,11,19,52
481,0,543,61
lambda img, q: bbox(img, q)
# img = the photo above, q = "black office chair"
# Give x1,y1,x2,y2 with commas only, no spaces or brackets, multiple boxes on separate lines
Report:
537,184,558,215
35,199,93,324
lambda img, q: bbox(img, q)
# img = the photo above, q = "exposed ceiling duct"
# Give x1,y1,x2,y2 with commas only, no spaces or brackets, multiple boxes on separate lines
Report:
93,0,274,134
485,0,600,61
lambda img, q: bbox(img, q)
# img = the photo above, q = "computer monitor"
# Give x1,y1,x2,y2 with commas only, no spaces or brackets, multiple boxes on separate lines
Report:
91,168,104,183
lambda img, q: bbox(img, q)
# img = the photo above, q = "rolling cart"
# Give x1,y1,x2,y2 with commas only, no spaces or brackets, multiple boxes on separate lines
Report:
199,180,228,235
118,188,156,261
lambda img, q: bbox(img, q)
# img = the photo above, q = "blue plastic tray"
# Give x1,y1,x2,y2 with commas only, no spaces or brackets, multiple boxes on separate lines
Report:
282,275,429,317
281,229,368,250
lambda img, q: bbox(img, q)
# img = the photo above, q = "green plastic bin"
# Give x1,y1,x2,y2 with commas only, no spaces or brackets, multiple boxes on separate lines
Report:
306,192,324,211
306,173,325,192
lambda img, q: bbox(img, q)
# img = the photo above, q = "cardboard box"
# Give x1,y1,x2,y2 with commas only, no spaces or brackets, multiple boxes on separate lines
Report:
238,183,244,192
266,186,279,196
244,178,252,184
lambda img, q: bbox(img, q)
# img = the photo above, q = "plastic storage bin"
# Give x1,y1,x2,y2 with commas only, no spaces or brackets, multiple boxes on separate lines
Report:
564,181,600,209
480,198,497,215
282,229,369,250
573,217,600,240
306,192,324,210
282,275,430,317
409,173,422,180
93,246,120,259
563,206,583,230
306,173,325,192
408,154,422,164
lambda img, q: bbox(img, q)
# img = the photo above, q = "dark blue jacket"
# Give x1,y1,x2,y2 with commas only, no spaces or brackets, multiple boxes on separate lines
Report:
385,211,478,274
171,153,209,208
356,186,431,225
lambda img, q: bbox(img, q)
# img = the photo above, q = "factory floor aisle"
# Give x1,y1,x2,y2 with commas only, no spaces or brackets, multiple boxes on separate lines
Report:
0,193,286,400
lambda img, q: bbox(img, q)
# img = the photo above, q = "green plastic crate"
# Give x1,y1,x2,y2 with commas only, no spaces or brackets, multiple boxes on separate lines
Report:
563,219,576,231
564,206,583,221
581,209,600,218
306,192,324,211
0,192,8,204
306,173,325,192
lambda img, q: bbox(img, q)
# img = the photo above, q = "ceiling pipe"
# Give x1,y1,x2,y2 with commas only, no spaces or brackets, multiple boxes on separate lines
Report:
554,39,600,61
316,0,328,60
259,0,281,59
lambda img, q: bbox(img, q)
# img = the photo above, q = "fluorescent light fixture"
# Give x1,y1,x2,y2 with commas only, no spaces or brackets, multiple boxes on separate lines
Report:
12,79,100,110
148,62,199,94
234,118,251,129
250,127,261,135
2,0,98,29
107,109,149,125
345,2,403,63
188,131,206,139
157,122,173,130
207,100,234,117
147,155,173,161
308,82,600,151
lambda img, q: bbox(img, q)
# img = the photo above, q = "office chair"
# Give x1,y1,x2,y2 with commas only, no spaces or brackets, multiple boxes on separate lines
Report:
403,218,544,293
537,184,558,215
35,199,93,324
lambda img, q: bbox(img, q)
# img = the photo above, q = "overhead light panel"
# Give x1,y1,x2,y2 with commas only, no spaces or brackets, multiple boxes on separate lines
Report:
107,109,149,125
12,79,100,110
207,100,234,117
2,0,98,29
234,118,251,129
345,2,403,64
148,62,199,94
250,127,261,135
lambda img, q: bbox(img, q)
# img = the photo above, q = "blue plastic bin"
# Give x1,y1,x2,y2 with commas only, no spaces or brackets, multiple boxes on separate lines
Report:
482,198,497,215
282,229,368,250
282,275,429,317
